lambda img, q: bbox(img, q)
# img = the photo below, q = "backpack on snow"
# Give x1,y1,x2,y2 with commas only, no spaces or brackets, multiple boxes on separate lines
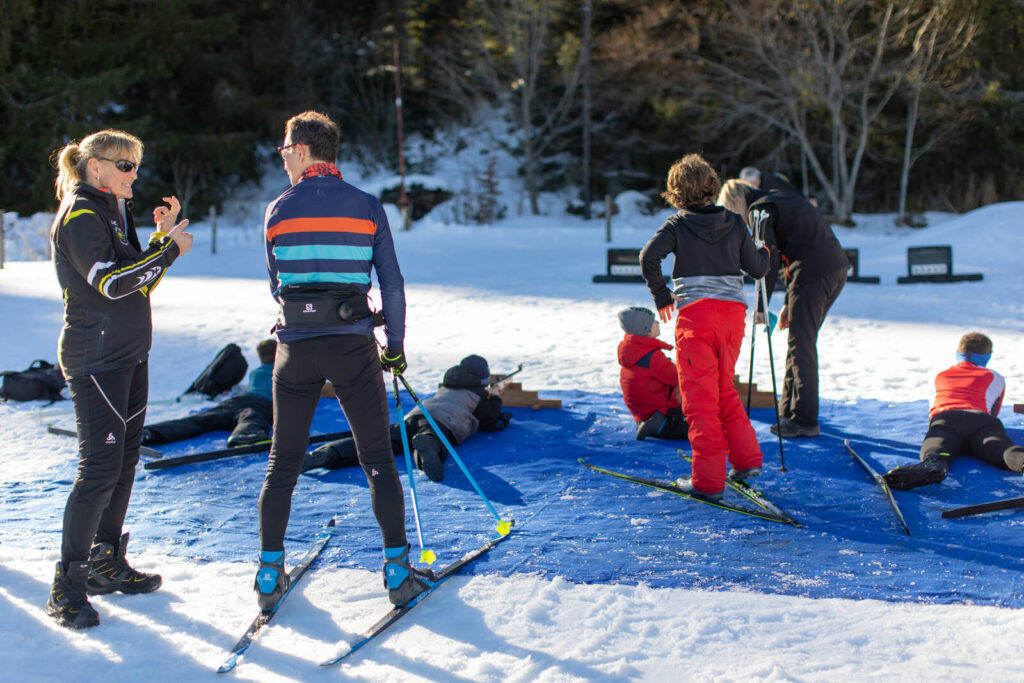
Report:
0,360,67,403
183,343,249,399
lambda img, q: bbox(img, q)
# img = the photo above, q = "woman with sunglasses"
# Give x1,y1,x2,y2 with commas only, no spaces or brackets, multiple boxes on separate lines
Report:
46,129,192,629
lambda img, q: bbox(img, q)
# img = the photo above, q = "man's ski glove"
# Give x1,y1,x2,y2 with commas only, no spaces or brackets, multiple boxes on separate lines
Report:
380,348,407,375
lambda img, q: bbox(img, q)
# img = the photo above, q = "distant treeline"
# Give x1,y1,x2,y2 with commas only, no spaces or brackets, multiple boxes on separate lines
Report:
2,0,1022,224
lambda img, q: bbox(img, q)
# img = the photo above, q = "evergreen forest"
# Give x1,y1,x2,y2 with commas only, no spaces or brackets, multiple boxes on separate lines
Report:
2,0,1023,224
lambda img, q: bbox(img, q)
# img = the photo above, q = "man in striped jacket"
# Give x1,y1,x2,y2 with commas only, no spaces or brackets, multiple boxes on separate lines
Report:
884,332,1024,490
255,111,429,610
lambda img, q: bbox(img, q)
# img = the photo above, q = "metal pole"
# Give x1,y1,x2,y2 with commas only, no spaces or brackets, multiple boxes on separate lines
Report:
604,194,612,243
0,210,5,269
744,278,759,416
209,205,217,255
752,209,786,471
393,38,411,231
582,0,592,220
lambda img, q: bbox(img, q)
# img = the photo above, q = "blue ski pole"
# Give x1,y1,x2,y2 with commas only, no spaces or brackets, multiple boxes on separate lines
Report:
396,373,513,537
392,373,435,564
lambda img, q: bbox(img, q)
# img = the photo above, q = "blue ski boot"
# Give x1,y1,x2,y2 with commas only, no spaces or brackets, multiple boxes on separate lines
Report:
254,550,289,612
383,544,433,606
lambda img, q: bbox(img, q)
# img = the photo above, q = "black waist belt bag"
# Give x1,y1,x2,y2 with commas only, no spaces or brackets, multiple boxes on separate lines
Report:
278,284,371,328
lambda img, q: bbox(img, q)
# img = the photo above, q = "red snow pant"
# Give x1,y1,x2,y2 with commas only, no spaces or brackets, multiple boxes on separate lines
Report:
675,299,763,495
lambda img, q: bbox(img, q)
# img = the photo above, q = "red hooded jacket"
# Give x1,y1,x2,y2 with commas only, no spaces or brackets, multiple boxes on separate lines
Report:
618,334,681,422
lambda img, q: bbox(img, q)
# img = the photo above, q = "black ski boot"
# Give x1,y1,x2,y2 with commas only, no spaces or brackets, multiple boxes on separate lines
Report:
727,466,762,483
412,433,445,482
383,544,433,606
636,411,666,441
254,550,289,611
302,444,334,472
883,457,951,490
46,561,100,629
87,532,162,595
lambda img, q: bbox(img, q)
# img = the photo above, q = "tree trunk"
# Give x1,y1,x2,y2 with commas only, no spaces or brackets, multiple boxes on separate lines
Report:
898,84,922,226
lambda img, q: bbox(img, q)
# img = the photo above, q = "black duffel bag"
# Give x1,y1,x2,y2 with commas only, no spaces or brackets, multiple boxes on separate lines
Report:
0,360,67,403
183,344,249,399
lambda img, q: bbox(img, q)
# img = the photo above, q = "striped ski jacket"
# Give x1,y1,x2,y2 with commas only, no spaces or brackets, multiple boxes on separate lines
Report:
50,183,180,379
263,172,405,348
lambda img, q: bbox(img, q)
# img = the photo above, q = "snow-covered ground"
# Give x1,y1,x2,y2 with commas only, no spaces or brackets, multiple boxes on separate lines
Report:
2,171,1024,680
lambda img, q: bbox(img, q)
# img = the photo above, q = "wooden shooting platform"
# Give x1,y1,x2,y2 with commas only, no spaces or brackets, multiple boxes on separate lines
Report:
1014,404,1023,414
734,376,775,408
491,378,562,410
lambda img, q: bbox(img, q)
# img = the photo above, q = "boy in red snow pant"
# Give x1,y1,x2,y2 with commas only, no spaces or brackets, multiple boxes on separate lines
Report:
675,300,763,495
640,153,770,501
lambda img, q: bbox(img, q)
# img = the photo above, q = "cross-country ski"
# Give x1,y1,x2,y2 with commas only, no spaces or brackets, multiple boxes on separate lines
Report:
217,516,337,674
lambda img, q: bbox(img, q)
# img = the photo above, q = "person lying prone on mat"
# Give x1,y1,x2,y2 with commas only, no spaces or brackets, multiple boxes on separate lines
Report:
141,339,276,448
884,332,1024,490
302,354,512,481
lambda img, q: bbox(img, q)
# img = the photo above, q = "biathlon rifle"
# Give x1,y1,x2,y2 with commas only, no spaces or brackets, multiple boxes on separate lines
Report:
487,364,524,390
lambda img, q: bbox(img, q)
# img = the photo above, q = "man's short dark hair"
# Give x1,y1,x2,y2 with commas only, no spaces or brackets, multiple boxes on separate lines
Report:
256,338,278,365
958,332,993,355
285,111,339,163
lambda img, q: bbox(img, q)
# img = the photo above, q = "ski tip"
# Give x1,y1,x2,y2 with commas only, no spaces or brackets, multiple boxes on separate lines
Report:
320,647,351,667
216,656,238,674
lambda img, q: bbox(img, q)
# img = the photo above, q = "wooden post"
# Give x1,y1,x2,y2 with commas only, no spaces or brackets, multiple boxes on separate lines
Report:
209,206,217,255
604,194,612,243
394,39,412,231
581,0,592,221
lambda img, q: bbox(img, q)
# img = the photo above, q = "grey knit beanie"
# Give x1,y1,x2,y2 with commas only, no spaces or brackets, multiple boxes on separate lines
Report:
618,307,655,336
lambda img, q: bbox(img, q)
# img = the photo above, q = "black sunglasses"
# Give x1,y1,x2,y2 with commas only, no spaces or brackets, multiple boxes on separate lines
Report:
98,157,138,173
276,142,301,158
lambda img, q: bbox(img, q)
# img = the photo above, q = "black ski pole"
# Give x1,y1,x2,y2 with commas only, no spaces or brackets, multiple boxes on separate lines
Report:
745,279,759,416
752,209,786,472
759,277,786,471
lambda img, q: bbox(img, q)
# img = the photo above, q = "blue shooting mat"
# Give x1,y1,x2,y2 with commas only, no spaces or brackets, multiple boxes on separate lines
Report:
7,390,1024,606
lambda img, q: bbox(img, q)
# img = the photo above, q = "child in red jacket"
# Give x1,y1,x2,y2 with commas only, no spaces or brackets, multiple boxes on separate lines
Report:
617,307,689,441
884,332,1024,490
